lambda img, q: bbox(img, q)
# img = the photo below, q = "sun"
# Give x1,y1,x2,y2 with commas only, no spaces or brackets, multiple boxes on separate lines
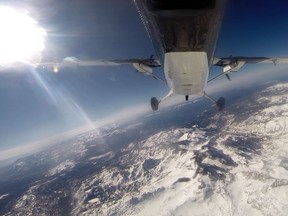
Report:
0,6,46,65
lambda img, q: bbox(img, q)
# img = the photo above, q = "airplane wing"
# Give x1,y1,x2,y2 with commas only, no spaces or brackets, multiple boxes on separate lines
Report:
39,56,160,70
34,56,162,80
213,56,288,73
37,56,165,82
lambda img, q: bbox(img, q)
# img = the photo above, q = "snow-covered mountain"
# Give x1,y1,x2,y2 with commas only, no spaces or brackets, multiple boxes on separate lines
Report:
1,82,288,216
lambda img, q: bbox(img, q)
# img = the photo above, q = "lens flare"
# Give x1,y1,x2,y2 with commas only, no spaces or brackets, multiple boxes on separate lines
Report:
0,6,46,64
27,64,95,130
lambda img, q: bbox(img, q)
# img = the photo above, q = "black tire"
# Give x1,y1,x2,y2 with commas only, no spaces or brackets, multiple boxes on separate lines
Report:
216,97,226,111
150,97,159,111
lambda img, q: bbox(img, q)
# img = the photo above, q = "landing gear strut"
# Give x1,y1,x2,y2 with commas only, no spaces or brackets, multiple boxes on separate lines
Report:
150,90,174,111
150,91,226,112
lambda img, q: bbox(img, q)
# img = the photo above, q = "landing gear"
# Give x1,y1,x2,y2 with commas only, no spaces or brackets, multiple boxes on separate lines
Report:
150,97,159,111
204,92,226,111
150,90,174,111
150,91,226,112
216,97,226,111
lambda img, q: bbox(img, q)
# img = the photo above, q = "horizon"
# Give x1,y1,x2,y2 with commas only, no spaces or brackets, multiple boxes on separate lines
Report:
1,0,288,162
2,64,288,164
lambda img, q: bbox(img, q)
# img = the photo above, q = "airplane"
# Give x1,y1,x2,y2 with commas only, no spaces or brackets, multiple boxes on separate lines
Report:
19,0,288,111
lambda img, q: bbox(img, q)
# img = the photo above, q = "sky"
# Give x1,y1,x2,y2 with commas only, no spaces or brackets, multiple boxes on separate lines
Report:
1,0,288,159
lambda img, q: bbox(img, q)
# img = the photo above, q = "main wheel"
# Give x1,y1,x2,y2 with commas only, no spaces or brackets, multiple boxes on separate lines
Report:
216,97,226,111
150,97,159,111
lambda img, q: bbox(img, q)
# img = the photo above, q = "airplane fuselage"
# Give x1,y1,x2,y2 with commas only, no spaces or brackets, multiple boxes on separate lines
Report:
134,0,227,96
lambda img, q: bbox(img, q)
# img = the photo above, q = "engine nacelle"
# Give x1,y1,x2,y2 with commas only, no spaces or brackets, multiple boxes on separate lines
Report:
223,61,245,73
133,63,153,75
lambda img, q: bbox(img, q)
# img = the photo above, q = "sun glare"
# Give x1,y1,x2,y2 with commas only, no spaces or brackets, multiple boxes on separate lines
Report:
0,6,46,65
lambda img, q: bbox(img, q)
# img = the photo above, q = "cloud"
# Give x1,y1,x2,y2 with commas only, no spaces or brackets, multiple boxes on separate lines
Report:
0,104,150,162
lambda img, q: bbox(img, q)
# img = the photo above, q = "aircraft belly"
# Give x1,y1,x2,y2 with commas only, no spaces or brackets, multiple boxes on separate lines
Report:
164,52,209,95
134,0,227,66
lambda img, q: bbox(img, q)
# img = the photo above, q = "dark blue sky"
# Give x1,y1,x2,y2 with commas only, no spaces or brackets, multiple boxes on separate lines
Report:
1,0,288,154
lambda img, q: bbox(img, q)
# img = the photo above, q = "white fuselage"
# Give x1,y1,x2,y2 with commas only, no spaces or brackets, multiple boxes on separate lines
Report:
164,52,209,96
134,0,227,96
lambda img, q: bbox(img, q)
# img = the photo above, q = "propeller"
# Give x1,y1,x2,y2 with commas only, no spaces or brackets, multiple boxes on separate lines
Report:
132,54,167,85
208,71,232,83
225,73,231,81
